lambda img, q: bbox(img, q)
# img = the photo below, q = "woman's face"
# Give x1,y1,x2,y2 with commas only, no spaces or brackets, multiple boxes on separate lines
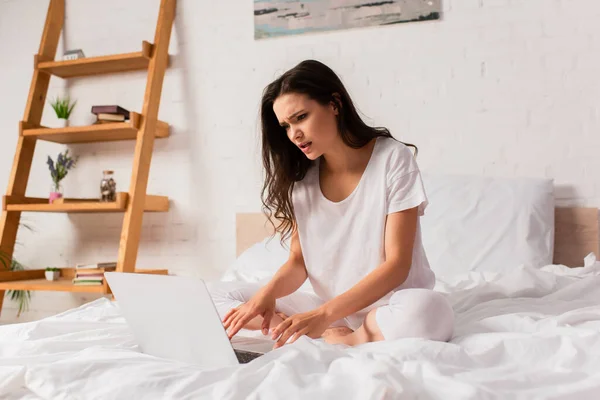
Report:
273,92,339,160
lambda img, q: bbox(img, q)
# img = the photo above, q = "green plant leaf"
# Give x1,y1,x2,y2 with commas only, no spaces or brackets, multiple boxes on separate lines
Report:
0,249,32,317
49,95,76,119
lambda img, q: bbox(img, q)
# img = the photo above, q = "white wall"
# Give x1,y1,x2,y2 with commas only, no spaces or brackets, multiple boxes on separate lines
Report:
1,0,599,323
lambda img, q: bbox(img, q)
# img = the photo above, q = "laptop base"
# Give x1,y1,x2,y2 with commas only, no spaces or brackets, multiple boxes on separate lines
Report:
234,349,263,363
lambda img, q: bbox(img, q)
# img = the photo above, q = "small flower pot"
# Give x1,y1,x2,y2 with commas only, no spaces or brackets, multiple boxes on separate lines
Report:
48,115,69,128
49,183,63,204
49,192,63,204
45,270,60,281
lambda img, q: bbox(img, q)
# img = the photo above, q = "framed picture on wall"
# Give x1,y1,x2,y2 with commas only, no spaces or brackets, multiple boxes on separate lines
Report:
254,0,442,39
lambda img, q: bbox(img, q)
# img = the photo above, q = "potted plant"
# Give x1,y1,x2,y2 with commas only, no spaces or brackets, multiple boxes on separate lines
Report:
49,95,76,127
45,267,60,281
47,149,78,203
0,222,34,317
3,259,31,317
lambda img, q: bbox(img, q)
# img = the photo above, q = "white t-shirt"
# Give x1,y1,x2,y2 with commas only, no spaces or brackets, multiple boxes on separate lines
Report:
291,136,435,329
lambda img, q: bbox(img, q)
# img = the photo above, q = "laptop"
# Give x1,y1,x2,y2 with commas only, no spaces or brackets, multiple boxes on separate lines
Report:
104,272,271,369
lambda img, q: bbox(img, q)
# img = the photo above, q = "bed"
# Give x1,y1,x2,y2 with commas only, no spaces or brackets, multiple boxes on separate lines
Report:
1,174,600,399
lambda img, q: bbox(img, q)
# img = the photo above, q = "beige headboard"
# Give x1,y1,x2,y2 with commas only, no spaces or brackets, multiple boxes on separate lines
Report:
236,213,276,257
554,207,599,267
236,207,600,268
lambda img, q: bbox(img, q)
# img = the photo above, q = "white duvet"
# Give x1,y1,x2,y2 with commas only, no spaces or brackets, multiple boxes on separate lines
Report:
2,263,600,400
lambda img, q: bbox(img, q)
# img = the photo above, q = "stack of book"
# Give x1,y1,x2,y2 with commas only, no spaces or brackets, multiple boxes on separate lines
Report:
72,262,117,286
91,105,130,124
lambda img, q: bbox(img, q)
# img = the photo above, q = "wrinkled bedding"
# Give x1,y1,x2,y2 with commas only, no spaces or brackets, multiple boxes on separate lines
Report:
2,263,600,399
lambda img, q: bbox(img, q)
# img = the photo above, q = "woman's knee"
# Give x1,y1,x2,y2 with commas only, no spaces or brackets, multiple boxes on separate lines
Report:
206,281,263,318
377,289,454,342
207,281,260,302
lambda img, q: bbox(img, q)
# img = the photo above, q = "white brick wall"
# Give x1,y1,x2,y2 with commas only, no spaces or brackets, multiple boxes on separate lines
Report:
1,0,599,323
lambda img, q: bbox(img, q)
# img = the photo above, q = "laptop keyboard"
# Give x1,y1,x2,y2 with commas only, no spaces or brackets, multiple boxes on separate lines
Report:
235,350,262,364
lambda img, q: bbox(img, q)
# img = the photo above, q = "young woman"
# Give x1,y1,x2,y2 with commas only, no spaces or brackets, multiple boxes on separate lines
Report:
210,60,454,349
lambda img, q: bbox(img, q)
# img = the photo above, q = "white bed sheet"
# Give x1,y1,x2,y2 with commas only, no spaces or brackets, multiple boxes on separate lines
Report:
2,263,600,400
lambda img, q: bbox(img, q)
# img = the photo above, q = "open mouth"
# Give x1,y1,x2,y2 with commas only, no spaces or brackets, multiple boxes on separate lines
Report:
299,142,312,149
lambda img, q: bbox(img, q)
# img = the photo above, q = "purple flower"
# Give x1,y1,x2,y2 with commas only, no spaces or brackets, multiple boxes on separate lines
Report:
47,150,77,186
47,156,56,179
46,156,54,171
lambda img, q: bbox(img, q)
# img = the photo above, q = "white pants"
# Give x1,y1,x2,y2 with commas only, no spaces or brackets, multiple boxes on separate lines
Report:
208,281,454,342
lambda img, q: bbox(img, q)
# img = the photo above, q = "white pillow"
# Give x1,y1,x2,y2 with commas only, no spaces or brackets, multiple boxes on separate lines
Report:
420,173,555,278
225,175,554,285
221,234,315,293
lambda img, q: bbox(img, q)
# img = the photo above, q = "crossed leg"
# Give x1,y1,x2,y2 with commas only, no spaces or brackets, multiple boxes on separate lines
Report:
324,308,384,345
208,281,349,335
324,288,454,345
209,282,453,346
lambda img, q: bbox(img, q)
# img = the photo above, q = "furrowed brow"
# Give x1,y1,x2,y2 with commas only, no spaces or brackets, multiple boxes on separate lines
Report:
279,110,305,126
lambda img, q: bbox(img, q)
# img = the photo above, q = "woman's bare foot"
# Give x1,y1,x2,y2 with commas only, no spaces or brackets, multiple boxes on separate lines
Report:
323,331,356,345
323,309,384,346
321,326,354,338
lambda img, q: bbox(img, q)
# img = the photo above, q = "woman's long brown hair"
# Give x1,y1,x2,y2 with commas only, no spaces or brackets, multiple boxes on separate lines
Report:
260,60,417,246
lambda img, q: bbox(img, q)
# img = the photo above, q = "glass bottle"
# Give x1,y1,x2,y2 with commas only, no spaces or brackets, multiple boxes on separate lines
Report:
100,170,116,202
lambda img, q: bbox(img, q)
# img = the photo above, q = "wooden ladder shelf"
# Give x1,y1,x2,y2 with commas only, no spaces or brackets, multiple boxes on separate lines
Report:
0,0,176,313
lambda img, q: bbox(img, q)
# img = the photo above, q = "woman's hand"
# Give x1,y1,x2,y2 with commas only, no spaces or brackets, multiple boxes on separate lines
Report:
271,307,332,349
222,290,277,339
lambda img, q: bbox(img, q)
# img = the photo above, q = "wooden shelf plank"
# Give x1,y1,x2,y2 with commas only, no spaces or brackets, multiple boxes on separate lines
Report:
0,278,107,293
38,52,149,78
0,269,45,282
0,268,168,293
144,195,170,212
3,193,169,213
21,113,170,144
0,269,106,293
145,195,169,212
36,41,156,78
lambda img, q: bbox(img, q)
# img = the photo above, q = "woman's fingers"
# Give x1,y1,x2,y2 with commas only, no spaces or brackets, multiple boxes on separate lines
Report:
227,317,244,339
222,308,236,323
288,327,309,344
225,313,242,336
222,312,235,329
228,309,258,339
273,322,298,349
271,317,293,340
261,310,274,336
229,318,248,339
222,308,240,329
226,307,249,337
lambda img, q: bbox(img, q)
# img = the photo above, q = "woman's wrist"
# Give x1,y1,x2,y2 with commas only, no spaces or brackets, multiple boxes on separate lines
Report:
318,302,340,324
257,283,277,300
